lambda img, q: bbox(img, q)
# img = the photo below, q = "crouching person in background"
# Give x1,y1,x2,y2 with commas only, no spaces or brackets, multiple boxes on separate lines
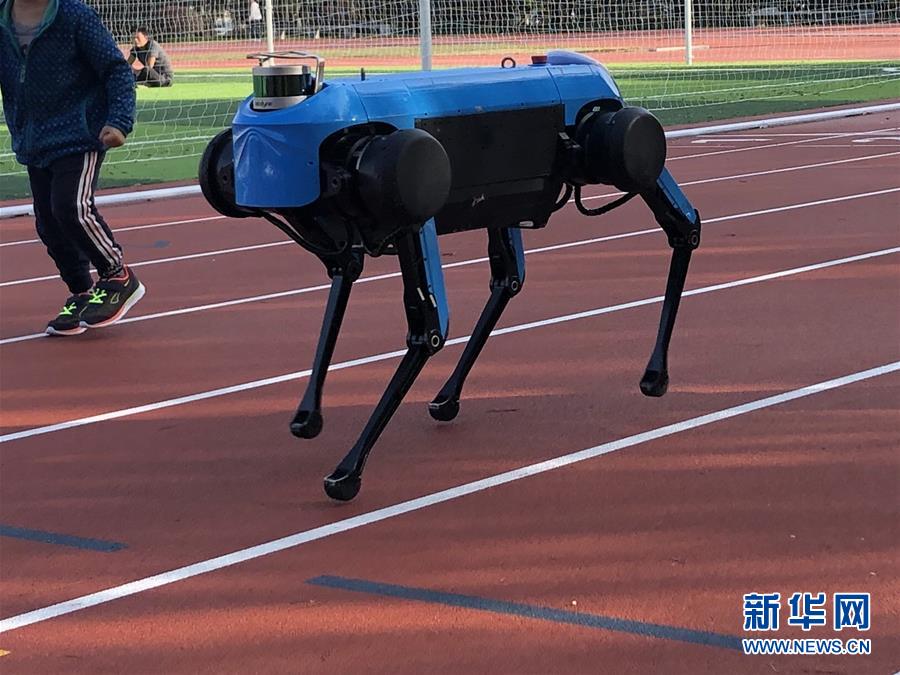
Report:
129,26,173,87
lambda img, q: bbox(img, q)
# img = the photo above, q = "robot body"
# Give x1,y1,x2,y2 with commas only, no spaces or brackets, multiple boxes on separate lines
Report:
200,51,700,501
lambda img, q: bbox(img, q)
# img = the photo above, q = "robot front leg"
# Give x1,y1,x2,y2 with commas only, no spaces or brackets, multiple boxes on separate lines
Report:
639,168,701,397
291,249,364,439
429,226,525,422
324,221,449,502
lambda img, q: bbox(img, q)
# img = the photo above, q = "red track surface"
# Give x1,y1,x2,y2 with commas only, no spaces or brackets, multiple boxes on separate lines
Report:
164,24,900,68
0,113,898,673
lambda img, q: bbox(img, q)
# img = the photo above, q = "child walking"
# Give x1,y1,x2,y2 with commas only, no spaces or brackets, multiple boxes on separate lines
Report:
0,0,145,335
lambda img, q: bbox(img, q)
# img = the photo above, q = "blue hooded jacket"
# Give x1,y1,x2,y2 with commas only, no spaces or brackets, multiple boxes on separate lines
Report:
0,0,135,167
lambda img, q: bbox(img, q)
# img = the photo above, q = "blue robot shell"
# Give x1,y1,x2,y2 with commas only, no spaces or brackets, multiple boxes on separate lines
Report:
232,53,623,209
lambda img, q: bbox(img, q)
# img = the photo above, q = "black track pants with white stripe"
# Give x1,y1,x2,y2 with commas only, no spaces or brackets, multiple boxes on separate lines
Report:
28,151,123,294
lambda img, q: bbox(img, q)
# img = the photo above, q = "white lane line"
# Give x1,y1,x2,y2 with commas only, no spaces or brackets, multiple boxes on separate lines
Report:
0,240,292,288
3,107,898,221
669,127,899,161
854,137,900,143
0,216,227,249
488,247,900,338
1,245,896,444
687,151,900,185
787,143,900,149
579,153,900,204
694,132,900,138
2,187,898,346
692,135,900,145
691,137,771,144
700,187,900,224
1,138,896,250
1,359,897,634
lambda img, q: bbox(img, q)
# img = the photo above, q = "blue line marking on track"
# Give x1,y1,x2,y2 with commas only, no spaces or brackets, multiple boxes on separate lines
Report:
0,524,126,552
308,575,742,651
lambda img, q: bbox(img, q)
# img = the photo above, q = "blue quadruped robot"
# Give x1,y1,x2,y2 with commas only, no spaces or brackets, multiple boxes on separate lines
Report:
199,50,701,501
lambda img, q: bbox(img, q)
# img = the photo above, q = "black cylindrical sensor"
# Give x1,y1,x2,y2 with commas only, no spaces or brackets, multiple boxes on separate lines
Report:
251,65,313,111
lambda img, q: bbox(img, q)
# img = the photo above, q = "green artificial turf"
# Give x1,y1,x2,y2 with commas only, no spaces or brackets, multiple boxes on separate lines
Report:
1,61,897,199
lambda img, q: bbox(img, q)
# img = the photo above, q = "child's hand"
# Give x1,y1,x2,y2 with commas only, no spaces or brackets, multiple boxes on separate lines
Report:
99,126,126,148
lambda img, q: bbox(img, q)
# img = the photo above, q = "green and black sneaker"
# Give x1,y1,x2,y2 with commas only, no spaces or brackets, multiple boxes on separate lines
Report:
46,294,90,336
78,266,146,329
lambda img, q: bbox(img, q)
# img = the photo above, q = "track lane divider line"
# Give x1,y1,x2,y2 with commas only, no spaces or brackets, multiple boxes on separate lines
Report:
3,103,897,219
580,151,900,203
0,215,227,249
668,126,899,161
0,146,895,275
1,245,897,444
0,241,292,288
1,359,897,633
2,188,898,345
3,149,896,247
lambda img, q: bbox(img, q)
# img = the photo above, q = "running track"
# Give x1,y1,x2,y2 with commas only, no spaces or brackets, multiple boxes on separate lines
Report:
0,111,898,673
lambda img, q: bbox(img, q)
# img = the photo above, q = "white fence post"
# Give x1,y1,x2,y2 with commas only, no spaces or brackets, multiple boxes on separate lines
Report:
265,0,275,55
419,0,433,71
684,0,694,65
